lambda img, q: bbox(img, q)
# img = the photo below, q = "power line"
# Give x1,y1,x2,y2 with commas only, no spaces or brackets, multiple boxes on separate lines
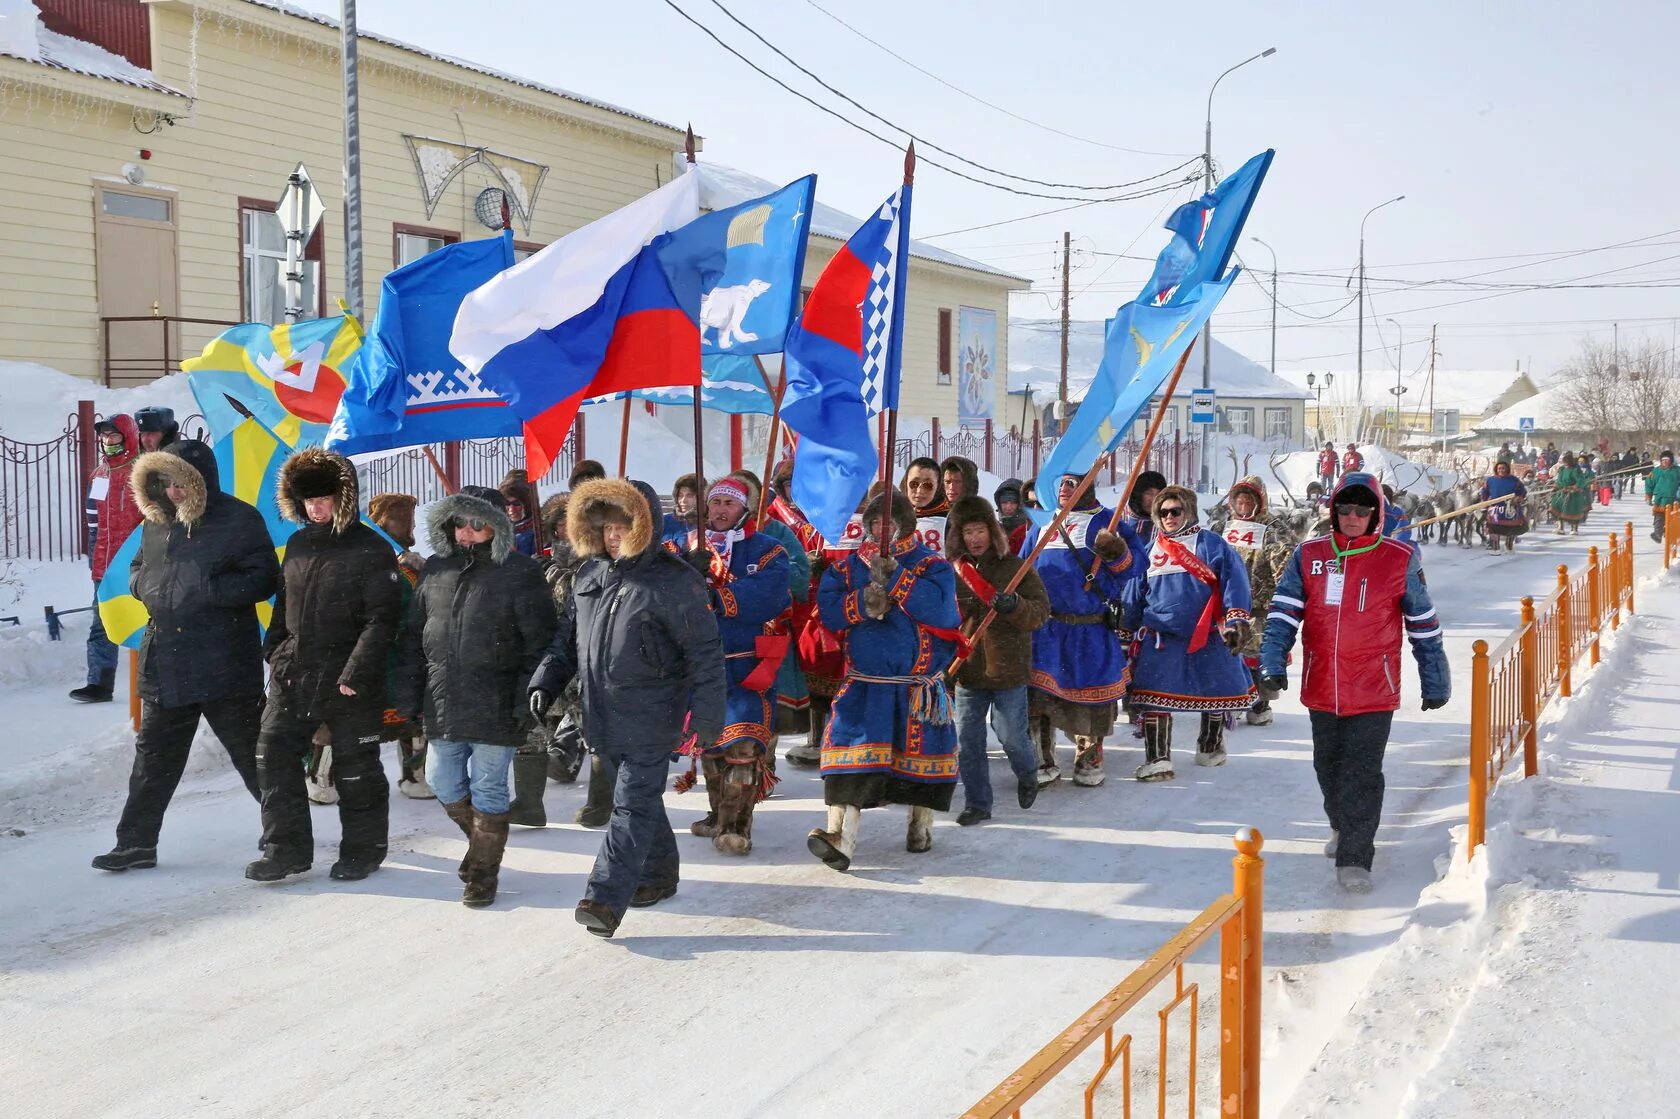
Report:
798,0,1198,159
687,0,1203,195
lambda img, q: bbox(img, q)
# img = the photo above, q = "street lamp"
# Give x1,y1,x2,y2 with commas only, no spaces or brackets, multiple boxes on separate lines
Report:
1199,45,1277,489
1386,316,1405,438
1251,236,1278,376
1306,371,1334,441
1355,194,1405,441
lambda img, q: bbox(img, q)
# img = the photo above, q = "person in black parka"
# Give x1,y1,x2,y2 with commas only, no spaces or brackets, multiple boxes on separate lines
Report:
393,489,556,907
91,440,280,872
248,448,402,884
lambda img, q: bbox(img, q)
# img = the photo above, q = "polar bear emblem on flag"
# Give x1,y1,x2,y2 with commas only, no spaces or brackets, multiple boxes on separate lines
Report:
700,277,771,349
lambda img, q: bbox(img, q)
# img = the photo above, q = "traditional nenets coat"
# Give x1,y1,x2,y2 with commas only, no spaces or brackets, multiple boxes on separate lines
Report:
1220,476,1299,725
730,470,810,736
782,491,865,768
1023,476,1138,787
1121,486,1256,781
676,477,790,856
1550,456,1591,531
808,492,960,872
1480,465,1528,550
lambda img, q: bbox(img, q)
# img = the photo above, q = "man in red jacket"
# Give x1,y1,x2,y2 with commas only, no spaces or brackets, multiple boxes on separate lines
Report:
1341,444,1365,475
1259,472,1449,894
73,415,143,703
1316,441,1338,490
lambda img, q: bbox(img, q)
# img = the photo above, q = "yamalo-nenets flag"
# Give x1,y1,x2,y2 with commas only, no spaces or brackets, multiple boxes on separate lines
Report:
184,315,363,447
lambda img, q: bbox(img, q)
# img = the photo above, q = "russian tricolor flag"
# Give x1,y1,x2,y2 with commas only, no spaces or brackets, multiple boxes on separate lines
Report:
449,173,715,477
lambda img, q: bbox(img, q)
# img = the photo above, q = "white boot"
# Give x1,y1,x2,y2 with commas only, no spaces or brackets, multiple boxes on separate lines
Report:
305,743,338,805
1337,865,1372,894
906,805,934,853
1071,737,1106,787
1324,830,1339,858
808,805,860,871
398,774,435,800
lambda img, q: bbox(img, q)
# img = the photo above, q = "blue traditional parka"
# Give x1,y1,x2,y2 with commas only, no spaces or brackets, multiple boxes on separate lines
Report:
1023,497,1138,707
817,531,961,794
683,522,791,756
1121,487,1257,713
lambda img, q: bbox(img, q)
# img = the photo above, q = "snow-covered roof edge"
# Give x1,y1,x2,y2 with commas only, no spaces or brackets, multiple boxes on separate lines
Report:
0,25,185,97
243,0,681,135
695,163,1029,286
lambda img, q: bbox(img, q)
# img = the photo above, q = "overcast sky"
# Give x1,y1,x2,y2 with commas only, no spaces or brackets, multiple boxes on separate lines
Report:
313,0,1680,380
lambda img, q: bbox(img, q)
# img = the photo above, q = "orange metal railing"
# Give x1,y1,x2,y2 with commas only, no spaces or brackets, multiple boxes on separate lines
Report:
1664,503,1680,569
962,830,1265,1119
1468,523,1639,853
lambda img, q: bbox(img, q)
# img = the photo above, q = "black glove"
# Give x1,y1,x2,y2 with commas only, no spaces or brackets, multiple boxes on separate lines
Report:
529,690,552,721
992,590,1019,615
684,547,712,576
1260,674,1288,693
1421,695,1448,711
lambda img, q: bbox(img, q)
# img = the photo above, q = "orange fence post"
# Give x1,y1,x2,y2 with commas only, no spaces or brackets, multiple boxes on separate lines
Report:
1608,534,1621,631
128,647,140,732
1519,598,1539,777
1234,827,1265,1119
1587,546,1602,666
1627,520,1637,613
1556,565,1572,698
1469,640,1490,854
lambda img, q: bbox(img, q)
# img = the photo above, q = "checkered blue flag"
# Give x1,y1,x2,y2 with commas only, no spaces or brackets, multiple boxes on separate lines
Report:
859,188,906,415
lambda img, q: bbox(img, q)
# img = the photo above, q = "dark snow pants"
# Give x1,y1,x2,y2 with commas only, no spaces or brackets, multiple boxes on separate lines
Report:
584,745,678,915
256,696,388,862
1308,709,1395,871
115,696,263,848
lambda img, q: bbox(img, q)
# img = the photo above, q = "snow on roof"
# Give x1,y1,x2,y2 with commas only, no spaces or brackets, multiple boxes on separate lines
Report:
694,163,1030,285
1477,380,1583,433
1006,317,1310,401
0,25,185,97
246,0,678,133
1273,368,1530,415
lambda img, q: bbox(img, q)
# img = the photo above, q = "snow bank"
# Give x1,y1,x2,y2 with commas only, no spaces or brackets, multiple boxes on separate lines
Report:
0,361,199,441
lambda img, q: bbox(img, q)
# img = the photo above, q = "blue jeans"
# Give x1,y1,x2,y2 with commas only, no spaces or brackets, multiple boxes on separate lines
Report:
86,592,118,688
956,685,1037,813
586,745,679,915
427,739,515,814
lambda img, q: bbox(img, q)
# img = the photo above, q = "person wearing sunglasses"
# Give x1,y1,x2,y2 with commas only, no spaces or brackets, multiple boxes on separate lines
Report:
1120,486,1257,780
1260,472,1449,894
73,414,143,704
899,456,950,554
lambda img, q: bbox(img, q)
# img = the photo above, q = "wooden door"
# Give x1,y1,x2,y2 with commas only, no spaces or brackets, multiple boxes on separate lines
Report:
94,185,179,388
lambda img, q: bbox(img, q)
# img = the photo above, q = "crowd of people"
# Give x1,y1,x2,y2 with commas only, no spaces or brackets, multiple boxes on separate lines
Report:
83,426,1469,934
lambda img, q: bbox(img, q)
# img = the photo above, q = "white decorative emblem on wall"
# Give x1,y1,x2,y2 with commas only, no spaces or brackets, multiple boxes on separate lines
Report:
402,135,550,233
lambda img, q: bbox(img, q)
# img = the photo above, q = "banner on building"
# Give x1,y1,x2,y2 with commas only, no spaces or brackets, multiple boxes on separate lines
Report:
957,306,997,425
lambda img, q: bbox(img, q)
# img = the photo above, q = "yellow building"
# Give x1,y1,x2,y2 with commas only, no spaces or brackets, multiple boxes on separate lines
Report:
0,0,1023,426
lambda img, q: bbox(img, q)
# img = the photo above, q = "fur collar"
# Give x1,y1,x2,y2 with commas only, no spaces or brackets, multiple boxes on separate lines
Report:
567,478,654,559
278,447,359,534
130,450,207,528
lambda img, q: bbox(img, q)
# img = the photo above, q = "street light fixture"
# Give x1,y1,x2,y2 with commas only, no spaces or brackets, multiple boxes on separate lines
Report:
1354,195,1404,441
1306,371,1334,441
1199,45,1278,489
1251,236,1278,376
1386,316,1405,439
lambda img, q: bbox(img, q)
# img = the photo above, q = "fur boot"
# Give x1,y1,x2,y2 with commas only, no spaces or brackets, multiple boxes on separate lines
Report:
1072,737,1106,787
576,752,615,828
441,798,474,882
786,699,828,768
807,804,860,871
1034,716,1060,785
692,755,724,837
713,743,760,856
462,810,511,908
1196,714,1228,767
906,805,934,853
1136,713,1175,781
508,751,549,827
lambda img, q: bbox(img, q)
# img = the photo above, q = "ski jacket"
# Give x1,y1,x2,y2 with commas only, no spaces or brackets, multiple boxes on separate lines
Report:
1316,449,1338,478
1342,450,1365,473
1646,465,1680,507
87,414,144,581
1261,473,1448,715
395,493,557,747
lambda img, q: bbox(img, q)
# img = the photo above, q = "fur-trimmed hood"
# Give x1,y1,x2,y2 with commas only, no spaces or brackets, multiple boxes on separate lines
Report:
539,492,569,538
863,491,918,541
1225,474,1270,518
567,478,655,559
94,414,140,471
498,469,538,522
945,495,1008,559
278,447,359,534
1151,485,1200,533
427,492,516,563
940,455,980,502
1130,471,1168,517
131,443,215,528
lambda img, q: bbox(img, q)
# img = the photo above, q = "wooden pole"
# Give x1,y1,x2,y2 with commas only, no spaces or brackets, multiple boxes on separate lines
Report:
617,395,633,477
756,356,785,524
127,647,140,732
684,125,705,497
420,446,452,492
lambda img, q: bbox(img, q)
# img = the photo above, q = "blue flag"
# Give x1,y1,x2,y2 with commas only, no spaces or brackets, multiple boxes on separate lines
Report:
626,354,776,414
692,175,816,356
1030,273,1237,522
327,233,519,455
781,183,913,542
1138,150,1273,308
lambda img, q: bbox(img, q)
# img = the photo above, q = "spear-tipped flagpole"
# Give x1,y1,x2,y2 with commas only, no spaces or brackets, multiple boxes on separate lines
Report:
755,356,784,524
879,142,915,544
685,124,707,498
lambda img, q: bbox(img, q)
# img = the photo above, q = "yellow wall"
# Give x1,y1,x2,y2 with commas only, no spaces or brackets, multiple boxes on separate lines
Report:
0,0,1020,426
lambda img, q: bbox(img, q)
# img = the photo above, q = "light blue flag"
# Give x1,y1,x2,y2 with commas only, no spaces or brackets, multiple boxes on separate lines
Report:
691,175,816,356
628,354,774,415
1138,150,1273,308
1029,273,1237,524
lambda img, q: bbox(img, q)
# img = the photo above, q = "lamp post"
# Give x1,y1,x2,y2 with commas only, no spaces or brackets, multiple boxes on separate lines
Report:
1307,371,1334,442
1199,46,1277,490
1355,194,1405,441
1386,316,1404,441
1251,236,1278,376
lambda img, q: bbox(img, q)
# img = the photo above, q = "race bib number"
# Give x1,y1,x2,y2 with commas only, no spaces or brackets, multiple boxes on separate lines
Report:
830,515,865,553
87,476,109,502
1223,518,1267,552
1041,510,1097,551
1147,539,1188,578
1325,571,1345,606
915,515,945,555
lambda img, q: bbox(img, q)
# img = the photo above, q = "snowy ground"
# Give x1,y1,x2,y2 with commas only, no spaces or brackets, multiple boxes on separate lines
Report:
0,496,1671,1118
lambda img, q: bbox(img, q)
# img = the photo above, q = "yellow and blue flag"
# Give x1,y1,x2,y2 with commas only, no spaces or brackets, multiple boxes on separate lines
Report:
184,315,363,447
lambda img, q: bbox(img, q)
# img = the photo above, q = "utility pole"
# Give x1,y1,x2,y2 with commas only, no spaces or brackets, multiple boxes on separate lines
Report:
1428,323,1440,457
1356,195,1405,443
341,0,365,319
1058,230,1070,434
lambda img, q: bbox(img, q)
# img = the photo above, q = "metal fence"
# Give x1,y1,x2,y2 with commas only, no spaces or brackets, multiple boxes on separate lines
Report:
357,431,579,507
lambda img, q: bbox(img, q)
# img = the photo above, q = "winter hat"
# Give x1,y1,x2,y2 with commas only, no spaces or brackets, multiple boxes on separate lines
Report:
459,484,507,511
568,459,606,489
993,478,1023,506
862,491,917,540
133,406,176,434
498,469,537,518
1151,485,1200,531
540,492,569,535
672,472,705,501
707,477,750,508
945,495,1006,560
1227,475,1267,516
1130,471,1168,517
629,479,664,525
288,458,342,500
1662,450,1675,464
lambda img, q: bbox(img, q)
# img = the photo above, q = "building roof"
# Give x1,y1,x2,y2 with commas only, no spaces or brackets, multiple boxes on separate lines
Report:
1007,317,1311,401
696,163,1030,284
0,25,185,97
243,0,681,134
1477,380,1584,433
1275,368,1533,416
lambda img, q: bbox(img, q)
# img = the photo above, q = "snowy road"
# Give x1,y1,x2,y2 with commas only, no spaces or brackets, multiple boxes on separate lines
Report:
0,497,1665,1118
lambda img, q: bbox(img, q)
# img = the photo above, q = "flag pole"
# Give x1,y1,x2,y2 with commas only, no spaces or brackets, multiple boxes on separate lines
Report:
685,125,707,497
421,446,453,492
618,395,633,477
1084,342,1199,580
755,355,784,523
879,143,915,547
